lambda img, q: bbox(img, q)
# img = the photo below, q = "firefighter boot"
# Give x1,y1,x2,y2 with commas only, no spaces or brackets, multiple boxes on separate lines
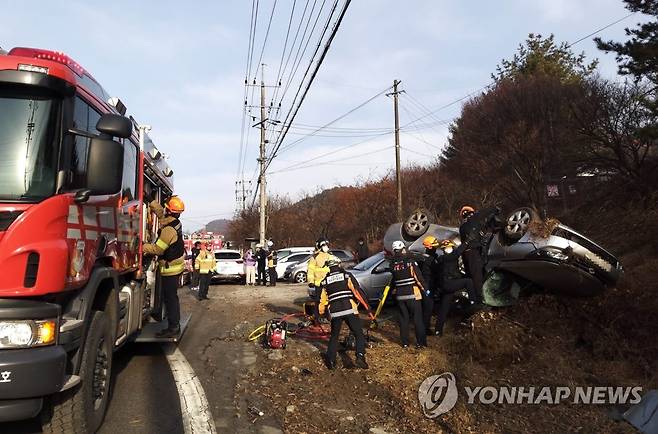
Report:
156,326,180,338
355,353,369,370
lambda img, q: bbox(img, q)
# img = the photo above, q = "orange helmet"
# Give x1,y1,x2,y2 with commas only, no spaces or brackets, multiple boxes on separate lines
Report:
165,196,185,213
422,235,440,249
439,239,456,250
460,205,475,218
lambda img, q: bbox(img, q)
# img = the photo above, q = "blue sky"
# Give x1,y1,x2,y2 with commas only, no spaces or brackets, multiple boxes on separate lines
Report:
0,0,642,230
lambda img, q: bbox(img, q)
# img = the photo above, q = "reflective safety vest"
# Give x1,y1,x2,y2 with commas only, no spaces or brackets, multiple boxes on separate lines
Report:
320,270,357,319
156,219,186,276
391,256,422,301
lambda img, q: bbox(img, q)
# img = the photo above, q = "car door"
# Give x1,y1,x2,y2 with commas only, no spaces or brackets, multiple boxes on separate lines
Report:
370,259,392,300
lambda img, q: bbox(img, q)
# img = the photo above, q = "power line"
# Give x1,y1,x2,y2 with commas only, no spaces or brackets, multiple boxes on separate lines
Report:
274,84,391,155
264,0,354,171
399,12,638,128
254,0,279,78
270,145,395,174
270,0,298,109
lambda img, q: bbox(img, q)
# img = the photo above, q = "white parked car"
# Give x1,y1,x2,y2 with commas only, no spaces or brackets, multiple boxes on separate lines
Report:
276,247,314,260
211,250,245,283
275,252,313,280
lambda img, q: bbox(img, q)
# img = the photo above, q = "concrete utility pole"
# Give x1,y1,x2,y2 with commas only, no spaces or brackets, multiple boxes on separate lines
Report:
258,65,267,246
390,80,403,221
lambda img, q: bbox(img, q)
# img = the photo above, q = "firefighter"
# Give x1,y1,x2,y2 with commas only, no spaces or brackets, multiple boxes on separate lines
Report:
458,205,502,302
267,250,278,286
390,240,427,348
194,242,216,300
421,235,441,335
308,237,331,321
318,257,368,370
188,241,202,290
434,239,479,336
143,196,186,338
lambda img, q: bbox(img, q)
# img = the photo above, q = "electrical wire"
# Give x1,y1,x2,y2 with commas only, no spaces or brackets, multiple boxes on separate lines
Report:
254,0,279,76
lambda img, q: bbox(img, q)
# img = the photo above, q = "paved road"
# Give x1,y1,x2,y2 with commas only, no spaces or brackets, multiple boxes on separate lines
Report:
1,282,302,434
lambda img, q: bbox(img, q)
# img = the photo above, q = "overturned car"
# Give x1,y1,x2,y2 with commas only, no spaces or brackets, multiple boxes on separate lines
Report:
381,207,622,304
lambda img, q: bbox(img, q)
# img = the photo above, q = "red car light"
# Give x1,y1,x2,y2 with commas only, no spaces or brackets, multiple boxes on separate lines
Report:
9,47,85,76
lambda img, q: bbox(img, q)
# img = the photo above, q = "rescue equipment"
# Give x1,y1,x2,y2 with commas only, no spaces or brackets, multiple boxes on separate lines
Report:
265,319,288,349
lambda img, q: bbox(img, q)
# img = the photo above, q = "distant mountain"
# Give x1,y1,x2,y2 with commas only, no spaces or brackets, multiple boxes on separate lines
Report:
205,219,230,235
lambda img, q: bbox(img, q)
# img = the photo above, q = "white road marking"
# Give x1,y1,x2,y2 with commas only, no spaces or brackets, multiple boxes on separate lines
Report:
163,344,217,434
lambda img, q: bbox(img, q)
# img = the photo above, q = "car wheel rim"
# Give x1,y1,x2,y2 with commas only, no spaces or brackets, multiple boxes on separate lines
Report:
93,337,109,411
507,209,531,234
295,273,305,283
407,211,428,232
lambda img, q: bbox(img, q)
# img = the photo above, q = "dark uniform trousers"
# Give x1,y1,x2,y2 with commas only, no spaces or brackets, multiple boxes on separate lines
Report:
326,315,366,363
162,274,181,329
397,299,426,346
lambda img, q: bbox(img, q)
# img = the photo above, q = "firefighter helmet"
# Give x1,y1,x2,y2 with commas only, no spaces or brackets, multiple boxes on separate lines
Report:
422,235,440,249
315,237,329,250
460,205,475,219
165,196,185,213
392,240,405,251
439,239,456,250
325,255,342,268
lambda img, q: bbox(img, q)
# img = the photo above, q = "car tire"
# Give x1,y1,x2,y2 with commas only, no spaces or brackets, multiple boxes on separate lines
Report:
503,207,539,242
403,208,433,239
294,271,307,283
41,311,113,434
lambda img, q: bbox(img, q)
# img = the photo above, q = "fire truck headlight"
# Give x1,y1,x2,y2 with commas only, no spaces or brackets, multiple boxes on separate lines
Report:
0,319,57,348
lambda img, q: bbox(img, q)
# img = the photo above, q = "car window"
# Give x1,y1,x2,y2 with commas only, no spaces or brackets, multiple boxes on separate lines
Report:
331,250,351,260
352,253,384,271
373,260,391,273
215,252,241,260
285,253,310,263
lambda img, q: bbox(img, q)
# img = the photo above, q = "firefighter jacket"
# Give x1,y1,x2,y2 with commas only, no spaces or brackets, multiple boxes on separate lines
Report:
307,250,330,287
437,243,467,282
267,252,278,268
421,251,441,296
390,254,425,301
318,269,359,319
142,200,186,276
459,207,501,248
195,250,217,274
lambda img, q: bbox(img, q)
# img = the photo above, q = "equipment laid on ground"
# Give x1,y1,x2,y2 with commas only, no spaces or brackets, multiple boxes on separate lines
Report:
265,319,288,349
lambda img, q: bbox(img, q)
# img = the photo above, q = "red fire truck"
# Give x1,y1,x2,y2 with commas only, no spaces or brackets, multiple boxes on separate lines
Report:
0,47,188,432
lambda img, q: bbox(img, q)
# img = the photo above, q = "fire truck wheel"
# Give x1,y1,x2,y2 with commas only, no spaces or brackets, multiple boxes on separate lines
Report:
41,310,113,434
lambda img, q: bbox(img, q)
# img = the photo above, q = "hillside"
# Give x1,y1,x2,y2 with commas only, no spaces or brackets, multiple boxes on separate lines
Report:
205,218,231,235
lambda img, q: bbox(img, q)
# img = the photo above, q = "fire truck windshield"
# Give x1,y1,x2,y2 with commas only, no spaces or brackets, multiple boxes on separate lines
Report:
0,87,60,201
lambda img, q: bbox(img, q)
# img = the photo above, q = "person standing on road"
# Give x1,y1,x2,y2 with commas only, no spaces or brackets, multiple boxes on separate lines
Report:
434,239,479,336
356,237,369,263
256,245,268,286
308,238,331,320
194,242,216,300
318,257,369,370
420,236,441,335
143,196,186,338
243,248,257,285
188,241,201,290
267,250,278,286
390,241,427,348
458,205,502,303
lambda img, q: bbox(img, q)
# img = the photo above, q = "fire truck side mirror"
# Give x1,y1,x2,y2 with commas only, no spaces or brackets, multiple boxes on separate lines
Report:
86,136,124,195
96,113,132,139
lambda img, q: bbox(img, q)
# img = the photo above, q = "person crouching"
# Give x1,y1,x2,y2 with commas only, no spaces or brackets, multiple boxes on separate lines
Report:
318,257,368,370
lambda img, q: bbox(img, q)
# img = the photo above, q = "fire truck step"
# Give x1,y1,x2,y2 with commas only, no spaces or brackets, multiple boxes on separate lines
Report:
134,313,191,343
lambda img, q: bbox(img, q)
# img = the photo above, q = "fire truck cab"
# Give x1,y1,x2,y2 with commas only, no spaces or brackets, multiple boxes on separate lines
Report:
0,47,186,432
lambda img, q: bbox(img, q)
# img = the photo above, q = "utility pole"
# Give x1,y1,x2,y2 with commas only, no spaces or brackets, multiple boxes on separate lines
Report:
258,65,267,246
388,80,403,221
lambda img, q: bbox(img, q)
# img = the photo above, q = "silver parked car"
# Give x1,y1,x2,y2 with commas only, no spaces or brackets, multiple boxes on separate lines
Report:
285,249,358,284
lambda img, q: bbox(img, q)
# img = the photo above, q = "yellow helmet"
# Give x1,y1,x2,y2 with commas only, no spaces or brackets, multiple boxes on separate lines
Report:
422,235,440,249
165,196,185,213
439,239,456,250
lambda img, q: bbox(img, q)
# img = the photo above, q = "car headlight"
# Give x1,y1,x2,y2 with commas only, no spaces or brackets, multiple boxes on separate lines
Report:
0,319,58,349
